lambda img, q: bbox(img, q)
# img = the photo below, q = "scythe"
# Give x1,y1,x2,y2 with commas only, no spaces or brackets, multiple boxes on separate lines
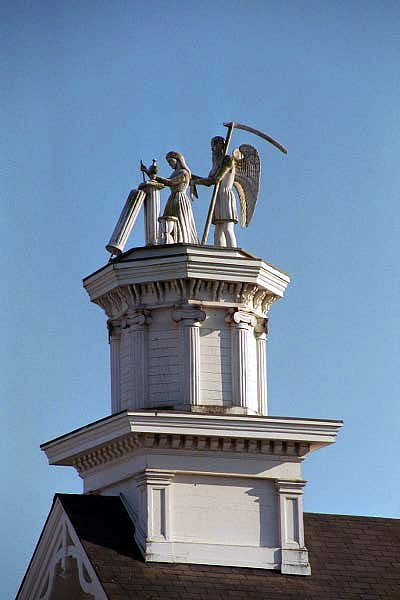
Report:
201,122,287,245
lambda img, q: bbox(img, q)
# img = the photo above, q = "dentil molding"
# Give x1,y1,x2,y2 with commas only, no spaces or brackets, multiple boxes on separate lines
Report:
71,432,312,475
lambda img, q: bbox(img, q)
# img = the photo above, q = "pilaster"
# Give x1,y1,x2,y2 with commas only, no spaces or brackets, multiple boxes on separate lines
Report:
229,310,257,410
120,310,151,410
135,469,175,555
255,318,269,416
108,319,122,413
275,479,310,575
173,306,206,408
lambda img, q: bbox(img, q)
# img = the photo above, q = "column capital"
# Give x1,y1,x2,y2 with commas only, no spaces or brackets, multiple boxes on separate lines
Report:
255,317,269,339
136,469,175,488
107,318,122,340
275,479,307,495
227,309,257,329
172,305,206,326
124,309,152,330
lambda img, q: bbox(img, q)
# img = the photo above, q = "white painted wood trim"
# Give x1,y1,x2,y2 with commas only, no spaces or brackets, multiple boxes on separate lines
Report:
144,540,279,570
83,245,291,304
229,310,257,409
17,498,108,600
108,319,122,413
41,412,343,466
172,306,206,408
255,318,268,416
275,479,310,575
136,469,175,549
121,310,151,410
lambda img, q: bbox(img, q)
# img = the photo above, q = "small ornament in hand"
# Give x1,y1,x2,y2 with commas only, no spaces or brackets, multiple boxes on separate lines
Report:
140,159,158,181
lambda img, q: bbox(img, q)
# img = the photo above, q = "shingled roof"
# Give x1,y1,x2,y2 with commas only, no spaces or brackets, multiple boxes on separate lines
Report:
56,493,400,600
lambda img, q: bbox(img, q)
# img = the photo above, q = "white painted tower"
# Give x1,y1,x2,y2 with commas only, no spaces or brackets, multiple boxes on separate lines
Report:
42,241,342,577
84,244,288,416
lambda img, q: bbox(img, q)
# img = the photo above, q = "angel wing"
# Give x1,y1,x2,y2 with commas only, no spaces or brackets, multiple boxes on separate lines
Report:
233,144,261,227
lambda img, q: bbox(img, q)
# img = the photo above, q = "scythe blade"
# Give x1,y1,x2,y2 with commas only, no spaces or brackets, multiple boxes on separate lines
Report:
223,122,288,154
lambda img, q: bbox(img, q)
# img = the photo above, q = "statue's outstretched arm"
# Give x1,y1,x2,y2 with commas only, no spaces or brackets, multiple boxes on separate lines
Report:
191,175,215,187
154,173,186,187
153,176,169,186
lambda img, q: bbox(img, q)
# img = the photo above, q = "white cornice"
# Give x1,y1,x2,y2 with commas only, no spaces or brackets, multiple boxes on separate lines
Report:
41,411,343,467
83,245,290,302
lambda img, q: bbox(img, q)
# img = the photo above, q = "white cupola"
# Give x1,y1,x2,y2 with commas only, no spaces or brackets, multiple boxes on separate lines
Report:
42,242,342,577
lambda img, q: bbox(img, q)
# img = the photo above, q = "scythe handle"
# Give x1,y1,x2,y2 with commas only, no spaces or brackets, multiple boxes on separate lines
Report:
201,122,235,245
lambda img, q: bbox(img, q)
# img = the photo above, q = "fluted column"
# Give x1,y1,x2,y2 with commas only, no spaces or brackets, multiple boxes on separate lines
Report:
255,318,269,416
108,319,122,413
106,189,145,256
172,306,206,409
229,310,257,409
139,181,163,246
121,310,151,410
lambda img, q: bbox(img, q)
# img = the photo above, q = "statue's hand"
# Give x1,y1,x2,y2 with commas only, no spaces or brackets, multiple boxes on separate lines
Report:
152,176,166,188
190,180,198,200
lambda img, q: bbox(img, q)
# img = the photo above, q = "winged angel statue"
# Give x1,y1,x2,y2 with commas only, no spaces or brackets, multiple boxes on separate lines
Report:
192,136,260,247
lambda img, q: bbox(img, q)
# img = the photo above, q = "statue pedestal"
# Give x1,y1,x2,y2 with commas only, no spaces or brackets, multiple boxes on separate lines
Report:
84,244,289,415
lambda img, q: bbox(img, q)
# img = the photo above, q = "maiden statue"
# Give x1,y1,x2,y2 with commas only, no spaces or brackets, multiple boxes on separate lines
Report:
142,151,198,245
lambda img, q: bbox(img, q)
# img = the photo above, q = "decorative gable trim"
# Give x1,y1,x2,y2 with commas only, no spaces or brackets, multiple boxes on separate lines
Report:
17,497,107,600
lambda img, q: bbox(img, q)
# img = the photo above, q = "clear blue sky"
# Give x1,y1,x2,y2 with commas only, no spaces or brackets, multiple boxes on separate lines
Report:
2,1,400,596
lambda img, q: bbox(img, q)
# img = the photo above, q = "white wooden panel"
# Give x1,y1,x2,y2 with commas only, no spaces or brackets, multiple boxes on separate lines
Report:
173,475,279,548
148,309,182,408
285,497,299,544
200,310,232,406
152,488,166,539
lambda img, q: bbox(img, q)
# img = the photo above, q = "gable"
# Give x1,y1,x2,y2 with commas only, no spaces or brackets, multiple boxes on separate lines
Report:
17,496,107,600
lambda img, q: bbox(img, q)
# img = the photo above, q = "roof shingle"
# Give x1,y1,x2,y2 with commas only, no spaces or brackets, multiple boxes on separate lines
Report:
59,493,400,599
